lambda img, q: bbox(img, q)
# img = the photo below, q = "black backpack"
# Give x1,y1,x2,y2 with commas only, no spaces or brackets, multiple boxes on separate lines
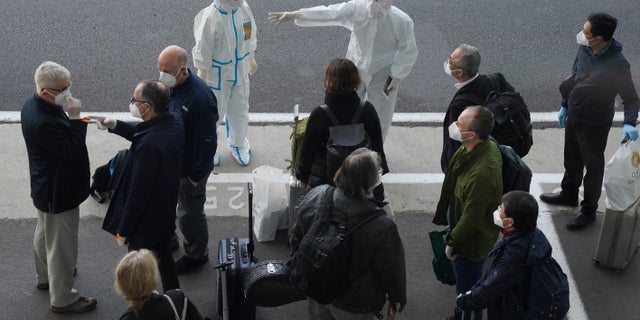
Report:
289,187,384,304
89,149,129,203
462,74,534,158
321,103,371,183
515,257,570,319
494,141,532,194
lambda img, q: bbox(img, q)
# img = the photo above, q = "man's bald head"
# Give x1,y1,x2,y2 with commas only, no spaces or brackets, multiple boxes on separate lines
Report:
159,45,188,66
157,45,189,87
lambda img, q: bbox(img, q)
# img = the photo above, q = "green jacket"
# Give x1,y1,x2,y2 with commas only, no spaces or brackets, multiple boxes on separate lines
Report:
433,139,503,261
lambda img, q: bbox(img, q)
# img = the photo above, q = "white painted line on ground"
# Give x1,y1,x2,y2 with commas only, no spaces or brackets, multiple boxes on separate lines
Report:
0,111,626,124
208,172,446,184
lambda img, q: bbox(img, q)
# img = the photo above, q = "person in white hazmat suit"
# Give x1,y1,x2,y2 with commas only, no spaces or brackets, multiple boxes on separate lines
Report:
193,0,257,166
269,0,418,141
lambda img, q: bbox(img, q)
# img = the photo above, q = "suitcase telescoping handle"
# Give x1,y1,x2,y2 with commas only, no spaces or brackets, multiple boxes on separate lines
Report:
247,182,255,262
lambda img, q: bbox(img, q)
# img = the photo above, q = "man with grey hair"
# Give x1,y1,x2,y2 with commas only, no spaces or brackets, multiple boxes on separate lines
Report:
441,44,514,172
21,61,97,313
434,106,502,320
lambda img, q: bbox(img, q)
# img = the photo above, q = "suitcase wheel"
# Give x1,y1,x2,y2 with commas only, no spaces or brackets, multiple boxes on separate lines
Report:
592,259,600,267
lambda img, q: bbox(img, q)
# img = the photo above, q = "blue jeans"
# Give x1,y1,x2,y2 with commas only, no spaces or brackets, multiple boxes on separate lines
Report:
453,256,484,320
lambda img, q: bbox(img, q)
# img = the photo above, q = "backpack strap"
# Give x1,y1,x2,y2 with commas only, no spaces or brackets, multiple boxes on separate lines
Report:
348,209,385,234
320,105,340,126
350,100,366,124
320,101,365,126
163,290,188,320
486,73,501,92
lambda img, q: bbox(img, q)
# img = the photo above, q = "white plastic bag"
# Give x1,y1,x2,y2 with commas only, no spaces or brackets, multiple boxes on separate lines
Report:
252,166,290,242
604,139,640,211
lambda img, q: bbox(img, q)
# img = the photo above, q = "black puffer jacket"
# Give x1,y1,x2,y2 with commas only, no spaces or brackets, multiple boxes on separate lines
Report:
290,185,406,314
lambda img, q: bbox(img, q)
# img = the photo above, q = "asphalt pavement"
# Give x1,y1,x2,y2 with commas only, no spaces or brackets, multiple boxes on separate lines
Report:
2,0,639,114
1,122,639,319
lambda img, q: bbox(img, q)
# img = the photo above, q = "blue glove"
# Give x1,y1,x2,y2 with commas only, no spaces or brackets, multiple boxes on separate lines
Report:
557,107,567,128
622,124,639,141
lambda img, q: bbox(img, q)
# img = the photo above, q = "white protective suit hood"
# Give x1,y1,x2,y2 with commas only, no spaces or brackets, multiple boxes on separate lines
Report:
215,0,244,9
368,0,394,17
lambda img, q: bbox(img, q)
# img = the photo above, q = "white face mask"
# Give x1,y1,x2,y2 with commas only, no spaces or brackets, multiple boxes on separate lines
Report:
129,102,143,119
448,122,463,142
368,0,393,17
54,89,72,107
576,30,593,46
159,66,184,88
493,209,505,228
444,60,461,78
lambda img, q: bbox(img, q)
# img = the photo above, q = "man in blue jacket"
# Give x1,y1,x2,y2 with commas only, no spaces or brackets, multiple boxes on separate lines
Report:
21,61,97,313
158,45,219,274
540,13,639,230
98,80,185,292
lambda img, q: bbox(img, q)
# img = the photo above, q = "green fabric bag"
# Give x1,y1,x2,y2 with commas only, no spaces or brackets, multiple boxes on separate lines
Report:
429,229,456,286
286,116,308,173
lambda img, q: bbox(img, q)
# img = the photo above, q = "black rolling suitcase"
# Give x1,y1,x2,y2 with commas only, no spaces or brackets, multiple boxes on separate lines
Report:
215,182,257,320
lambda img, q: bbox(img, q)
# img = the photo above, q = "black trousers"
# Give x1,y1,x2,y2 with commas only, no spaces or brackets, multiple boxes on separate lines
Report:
560,117,611,214
129,239,180,292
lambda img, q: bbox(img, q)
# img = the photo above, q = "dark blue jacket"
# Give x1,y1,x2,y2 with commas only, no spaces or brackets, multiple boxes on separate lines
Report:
21,94,90,213
169,69,218,182
464,228,552,319
102,113,184,248
565,39,639,126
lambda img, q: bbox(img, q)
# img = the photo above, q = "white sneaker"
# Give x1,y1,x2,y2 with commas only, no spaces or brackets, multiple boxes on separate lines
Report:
213,153,222,166
231,147,251,166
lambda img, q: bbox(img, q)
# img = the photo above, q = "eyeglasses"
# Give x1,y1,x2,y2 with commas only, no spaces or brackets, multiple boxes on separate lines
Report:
130,97,150,105
45,83,72,93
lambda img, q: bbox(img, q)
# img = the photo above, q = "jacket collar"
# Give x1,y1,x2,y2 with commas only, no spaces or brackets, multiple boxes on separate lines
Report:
134,113,173,137
455,139,492,162
171,68,194,95
324,90,360,107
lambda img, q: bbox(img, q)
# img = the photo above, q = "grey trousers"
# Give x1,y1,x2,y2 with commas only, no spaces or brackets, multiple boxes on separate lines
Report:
177,176,210,260
307,298,374,320
34,208,80,307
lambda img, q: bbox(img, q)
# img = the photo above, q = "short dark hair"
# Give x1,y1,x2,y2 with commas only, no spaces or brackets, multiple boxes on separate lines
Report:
324,58,361,93
588,12,617,41
502,191,539,234
466,106,494,140
139,80,169,113
333,148,380,200
456,44,481,77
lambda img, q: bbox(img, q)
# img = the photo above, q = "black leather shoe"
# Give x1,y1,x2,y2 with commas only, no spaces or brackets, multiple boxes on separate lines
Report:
566,212,596,231
539,193,578,207
175,255,208,275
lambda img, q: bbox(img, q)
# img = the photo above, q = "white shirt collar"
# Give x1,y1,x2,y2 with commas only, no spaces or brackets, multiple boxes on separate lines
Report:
454,74,479,90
